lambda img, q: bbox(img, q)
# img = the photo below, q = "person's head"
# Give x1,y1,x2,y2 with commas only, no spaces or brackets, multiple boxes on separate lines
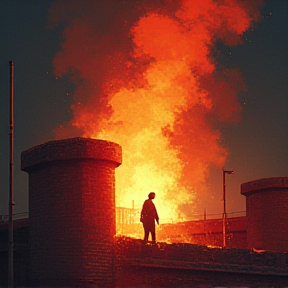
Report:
148,192,155,199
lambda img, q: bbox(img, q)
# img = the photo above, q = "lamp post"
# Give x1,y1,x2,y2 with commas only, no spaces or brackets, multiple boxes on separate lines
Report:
222,169,233,247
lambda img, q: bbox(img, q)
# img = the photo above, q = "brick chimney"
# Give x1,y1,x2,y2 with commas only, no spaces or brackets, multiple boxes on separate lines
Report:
21,137,122,286
241,177,288,253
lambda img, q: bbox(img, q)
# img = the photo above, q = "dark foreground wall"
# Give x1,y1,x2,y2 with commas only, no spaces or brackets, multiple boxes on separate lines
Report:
116,237,288,288
1,227,288,287
0,219,29,286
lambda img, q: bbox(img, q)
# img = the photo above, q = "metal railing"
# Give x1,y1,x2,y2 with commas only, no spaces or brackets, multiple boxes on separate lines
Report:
115,207,246,227
0,210,246,225
0,212,29,223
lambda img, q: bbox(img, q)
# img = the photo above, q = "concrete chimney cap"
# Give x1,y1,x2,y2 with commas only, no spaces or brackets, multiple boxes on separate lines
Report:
21,137,122,172
241,177,288,196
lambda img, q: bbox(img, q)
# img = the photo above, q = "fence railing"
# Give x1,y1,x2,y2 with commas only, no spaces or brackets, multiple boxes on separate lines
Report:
0,212,29,223
0,210,246,225
115,207,246,234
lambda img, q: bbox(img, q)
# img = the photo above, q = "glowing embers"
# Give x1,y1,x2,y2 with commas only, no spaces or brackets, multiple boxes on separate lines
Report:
50,0,263,226
94,124,189,222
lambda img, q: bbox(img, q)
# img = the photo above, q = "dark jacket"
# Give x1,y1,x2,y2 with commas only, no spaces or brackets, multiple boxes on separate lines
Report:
140,199,159,226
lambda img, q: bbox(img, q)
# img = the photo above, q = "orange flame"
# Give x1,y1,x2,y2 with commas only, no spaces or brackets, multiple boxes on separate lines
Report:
49,0,263,224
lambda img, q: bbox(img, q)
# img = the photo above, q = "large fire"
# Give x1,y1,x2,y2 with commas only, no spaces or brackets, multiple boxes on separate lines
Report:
48,0,263,225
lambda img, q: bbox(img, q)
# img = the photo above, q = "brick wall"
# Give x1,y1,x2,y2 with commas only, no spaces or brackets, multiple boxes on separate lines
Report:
241,177,288,252
115,237,288,287
158,216,247,248
21,137,122,286
0,220,29,286
1,220,288,286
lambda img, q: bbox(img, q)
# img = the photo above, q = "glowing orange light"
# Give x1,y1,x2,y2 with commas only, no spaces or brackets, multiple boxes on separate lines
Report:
50,0,263,239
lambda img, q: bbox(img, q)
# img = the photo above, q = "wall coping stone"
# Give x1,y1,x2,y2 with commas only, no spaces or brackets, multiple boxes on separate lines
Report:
117,237,288,277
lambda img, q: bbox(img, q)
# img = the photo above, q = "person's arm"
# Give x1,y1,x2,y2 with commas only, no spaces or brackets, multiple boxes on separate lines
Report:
154,204,159,224
140,204,143,222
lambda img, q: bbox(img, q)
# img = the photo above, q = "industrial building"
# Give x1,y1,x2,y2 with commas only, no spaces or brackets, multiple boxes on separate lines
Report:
1,137,287,287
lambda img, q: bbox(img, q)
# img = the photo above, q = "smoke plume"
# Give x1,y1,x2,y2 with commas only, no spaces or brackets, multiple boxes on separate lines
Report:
48,0,264,220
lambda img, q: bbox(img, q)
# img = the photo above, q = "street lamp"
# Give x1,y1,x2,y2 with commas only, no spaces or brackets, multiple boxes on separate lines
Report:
222,169,233,247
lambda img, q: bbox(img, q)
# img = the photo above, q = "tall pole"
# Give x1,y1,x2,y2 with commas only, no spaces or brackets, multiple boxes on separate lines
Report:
222,169,233,248
222,170,226,247
8,61,15,288
132,200,135,225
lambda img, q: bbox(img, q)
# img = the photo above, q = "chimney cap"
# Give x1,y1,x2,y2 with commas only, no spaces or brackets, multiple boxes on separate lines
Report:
21,137,122,172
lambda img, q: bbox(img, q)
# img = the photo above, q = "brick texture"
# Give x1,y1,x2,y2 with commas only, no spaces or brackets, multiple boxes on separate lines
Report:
158,216,247,248
1,220,288,287
21,137,122,286
115,237,288,287
241,177,288,252
16,139,288,286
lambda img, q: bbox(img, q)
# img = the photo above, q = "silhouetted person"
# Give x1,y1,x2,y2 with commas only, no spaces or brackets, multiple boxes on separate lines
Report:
140,192,159,244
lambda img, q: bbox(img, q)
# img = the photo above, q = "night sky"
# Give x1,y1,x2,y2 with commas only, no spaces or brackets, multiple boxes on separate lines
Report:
0,0,287,219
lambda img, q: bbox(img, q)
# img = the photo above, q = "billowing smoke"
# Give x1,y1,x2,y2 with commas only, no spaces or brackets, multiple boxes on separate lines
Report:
48,0,263,221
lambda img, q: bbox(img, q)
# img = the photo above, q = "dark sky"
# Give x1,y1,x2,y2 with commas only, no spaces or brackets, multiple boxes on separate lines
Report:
0,0,287,218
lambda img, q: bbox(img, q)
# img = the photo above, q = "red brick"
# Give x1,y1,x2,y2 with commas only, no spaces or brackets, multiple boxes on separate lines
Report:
21,137,122,286
241,177,288,252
